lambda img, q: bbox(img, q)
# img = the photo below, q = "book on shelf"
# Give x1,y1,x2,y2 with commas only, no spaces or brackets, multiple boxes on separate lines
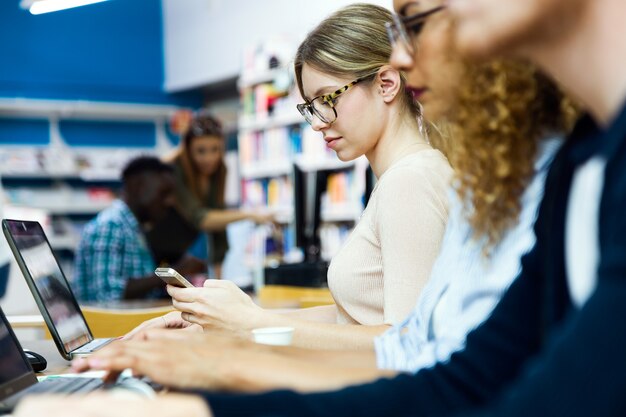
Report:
241,176,293,214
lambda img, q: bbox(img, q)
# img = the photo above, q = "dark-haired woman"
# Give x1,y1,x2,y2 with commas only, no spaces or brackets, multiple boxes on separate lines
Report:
166,112,274,278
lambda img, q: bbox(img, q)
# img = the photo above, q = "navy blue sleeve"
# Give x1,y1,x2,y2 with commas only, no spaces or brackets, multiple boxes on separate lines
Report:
455,274,626,417
449,154,626,417
203,238,546,417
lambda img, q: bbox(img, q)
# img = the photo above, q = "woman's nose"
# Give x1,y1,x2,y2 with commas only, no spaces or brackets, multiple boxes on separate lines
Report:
390,41,415,71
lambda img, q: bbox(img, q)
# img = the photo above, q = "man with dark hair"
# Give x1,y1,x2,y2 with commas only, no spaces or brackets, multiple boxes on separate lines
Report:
73,156,203,302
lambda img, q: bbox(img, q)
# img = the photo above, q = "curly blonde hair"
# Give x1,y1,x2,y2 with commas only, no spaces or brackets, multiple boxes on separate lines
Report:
446,59,578,255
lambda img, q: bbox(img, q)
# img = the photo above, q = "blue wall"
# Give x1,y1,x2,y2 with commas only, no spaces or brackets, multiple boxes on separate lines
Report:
0,0,201,107
0,118,49,145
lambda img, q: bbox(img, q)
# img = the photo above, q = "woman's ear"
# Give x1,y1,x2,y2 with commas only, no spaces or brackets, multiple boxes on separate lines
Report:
377,66,402,103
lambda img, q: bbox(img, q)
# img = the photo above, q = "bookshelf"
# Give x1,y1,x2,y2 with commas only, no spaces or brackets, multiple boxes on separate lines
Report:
0,98,181,255
237,47,367,287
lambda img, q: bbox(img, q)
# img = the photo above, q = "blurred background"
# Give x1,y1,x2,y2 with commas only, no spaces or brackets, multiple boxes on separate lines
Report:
0,0,390,318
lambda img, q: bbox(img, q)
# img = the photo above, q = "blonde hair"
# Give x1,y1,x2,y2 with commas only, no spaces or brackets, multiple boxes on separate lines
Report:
294,3,420,119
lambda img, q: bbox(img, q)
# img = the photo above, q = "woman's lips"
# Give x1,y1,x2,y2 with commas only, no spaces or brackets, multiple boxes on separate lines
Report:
406,86,428,100
324,136,342,149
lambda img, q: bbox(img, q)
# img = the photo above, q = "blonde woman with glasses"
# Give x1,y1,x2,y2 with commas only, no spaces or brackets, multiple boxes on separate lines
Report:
119,3,453,351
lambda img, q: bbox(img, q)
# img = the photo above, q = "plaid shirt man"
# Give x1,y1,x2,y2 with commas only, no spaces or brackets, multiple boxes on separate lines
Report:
73,199,156,302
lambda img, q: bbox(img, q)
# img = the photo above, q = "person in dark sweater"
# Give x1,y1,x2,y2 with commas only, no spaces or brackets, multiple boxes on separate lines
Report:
13,0,626,416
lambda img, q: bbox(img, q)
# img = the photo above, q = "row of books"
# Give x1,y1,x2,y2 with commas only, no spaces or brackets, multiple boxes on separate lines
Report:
241,83,292,120
239,125,302,166
0,147,148,180
239,124,338,167
324,170,364,206
241,176,293,210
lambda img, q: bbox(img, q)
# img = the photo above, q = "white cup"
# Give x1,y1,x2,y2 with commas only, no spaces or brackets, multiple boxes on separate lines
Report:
251,327,294,346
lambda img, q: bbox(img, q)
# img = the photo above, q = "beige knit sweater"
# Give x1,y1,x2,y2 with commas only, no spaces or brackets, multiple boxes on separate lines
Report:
328,148,452,325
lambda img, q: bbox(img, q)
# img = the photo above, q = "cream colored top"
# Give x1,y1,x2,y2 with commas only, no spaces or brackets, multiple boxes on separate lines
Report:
327,149,453,325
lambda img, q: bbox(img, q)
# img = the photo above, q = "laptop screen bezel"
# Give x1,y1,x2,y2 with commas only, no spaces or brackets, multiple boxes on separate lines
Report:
0,306,38,403
2,219,94,361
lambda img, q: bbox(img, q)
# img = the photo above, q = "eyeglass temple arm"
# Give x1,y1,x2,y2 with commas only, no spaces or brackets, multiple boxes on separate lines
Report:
402,5,446,25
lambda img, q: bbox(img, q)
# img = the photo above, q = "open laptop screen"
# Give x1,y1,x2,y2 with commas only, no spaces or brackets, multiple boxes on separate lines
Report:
0,307,35,399
3,220,91,353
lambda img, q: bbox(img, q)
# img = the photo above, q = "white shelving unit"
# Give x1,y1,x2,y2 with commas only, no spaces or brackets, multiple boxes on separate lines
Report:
0,98,185,253
0,98,179,122
240,160,292,180
238,110,304,132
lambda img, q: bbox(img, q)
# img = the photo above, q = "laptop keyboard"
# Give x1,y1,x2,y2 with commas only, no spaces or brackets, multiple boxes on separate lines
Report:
73,338,114,354
27,377,104,394
1,377,104,410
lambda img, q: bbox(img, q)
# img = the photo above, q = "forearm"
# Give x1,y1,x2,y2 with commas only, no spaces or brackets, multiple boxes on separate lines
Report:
268,345,377,369
200,209,254,231
279,305,338,323
250,310,389,350
218,330,377,368
219,351,395,393
205,373,455,417
123,275,164,300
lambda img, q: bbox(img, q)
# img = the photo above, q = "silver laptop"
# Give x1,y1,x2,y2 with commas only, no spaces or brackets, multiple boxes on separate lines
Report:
0,305,104,413
2,219,114,360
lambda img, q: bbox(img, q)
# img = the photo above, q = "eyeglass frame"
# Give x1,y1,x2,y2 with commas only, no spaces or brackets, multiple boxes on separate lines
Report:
296,77,369,126
385,5,446,54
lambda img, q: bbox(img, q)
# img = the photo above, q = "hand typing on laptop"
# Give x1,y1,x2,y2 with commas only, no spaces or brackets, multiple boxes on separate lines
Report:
71,329,262,392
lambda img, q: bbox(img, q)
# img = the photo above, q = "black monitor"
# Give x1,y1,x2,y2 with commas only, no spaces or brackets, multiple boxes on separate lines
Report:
292,162,374,262
264,162,373,287
293,164,325,262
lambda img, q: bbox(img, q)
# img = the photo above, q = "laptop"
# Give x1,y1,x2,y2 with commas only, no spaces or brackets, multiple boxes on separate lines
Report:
2,219,115,360
0,305,103,413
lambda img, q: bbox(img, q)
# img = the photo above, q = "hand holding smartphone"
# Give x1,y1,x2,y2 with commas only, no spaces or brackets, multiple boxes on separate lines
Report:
154,267,194,288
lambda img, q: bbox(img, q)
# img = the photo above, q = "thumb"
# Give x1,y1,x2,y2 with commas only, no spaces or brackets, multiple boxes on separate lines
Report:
203,279,224,288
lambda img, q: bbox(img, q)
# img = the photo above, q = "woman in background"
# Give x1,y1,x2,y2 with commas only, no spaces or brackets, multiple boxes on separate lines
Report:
166,112,274,278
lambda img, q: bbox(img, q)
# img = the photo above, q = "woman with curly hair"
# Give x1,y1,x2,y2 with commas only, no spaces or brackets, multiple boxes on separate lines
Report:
376,1,577,371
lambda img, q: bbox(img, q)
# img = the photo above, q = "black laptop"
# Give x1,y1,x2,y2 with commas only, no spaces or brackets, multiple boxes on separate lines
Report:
2,219,115,360
0,305,103,413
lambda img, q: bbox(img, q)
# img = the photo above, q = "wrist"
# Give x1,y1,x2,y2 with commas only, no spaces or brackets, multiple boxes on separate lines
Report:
253,309,293,333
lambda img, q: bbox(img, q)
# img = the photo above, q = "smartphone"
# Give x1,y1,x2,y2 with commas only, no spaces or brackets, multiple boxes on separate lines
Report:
154,267,194,288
